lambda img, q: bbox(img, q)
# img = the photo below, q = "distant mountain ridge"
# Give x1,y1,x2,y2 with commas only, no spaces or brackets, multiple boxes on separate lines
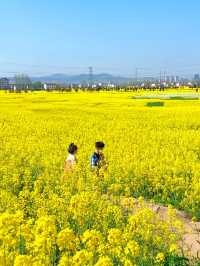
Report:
31,73,133,84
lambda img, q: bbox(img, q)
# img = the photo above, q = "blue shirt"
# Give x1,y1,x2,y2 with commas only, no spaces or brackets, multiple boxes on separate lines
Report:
90,152,104,169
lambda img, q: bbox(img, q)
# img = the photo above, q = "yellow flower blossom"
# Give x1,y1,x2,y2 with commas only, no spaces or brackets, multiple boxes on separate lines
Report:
57,228,77,251
94,256,113,266
125,240,140,257
14,255,33,266
155,252,165,264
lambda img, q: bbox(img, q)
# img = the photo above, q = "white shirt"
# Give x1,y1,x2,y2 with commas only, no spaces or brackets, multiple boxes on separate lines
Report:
66,154,76,165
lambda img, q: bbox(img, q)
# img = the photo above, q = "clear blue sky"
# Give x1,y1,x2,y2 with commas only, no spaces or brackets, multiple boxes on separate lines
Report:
0,0,200,77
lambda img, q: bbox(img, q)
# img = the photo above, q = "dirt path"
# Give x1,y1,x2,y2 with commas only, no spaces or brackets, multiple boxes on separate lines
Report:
145,201,200,258
119,197,200,258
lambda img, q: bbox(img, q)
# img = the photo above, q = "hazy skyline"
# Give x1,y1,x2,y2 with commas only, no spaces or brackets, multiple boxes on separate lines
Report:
0,0,200,77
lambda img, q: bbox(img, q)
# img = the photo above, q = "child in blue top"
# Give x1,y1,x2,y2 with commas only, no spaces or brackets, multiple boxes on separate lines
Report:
90,141,107,174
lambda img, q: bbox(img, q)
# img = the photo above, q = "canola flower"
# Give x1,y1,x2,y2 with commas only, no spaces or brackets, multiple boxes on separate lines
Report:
0,90,200,265
14,255,33,266
155,252,165,264
57,227,78,252
94,256,113,266
125,240,140,257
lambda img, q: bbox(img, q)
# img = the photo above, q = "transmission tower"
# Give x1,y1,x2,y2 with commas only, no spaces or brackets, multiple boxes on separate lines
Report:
88,66,93,87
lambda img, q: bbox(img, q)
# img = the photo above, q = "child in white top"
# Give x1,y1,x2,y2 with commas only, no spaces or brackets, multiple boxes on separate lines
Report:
64,143,78,173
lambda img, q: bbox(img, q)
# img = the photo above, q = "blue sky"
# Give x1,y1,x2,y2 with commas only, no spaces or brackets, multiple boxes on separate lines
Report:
0,0,200,77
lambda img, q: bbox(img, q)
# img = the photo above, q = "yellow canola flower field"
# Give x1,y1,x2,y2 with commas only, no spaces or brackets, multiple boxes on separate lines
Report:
0,91,200,265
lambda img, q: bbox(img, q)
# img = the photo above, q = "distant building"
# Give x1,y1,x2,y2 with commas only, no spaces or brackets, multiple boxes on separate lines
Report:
166,76,171,83
171,76,176,83
107,83,116,89
175,83,180,88
194,74,200,81
10,83,17,91
151,83,156,88
187,82,193,88
0,77,10,89
166,75,180,83
43,83,57,90
175,76,180,82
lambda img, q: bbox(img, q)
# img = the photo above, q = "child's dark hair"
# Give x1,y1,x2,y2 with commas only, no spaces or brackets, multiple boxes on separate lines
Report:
68,143,78,154
95,141,105,149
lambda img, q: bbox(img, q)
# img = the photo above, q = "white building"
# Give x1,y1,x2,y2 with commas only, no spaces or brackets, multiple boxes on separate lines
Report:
0,78,10,89
43,83,57,90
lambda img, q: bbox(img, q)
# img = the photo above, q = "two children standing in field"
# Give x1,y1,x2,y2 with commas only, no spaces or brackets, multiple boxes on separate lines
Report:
64,141,107,174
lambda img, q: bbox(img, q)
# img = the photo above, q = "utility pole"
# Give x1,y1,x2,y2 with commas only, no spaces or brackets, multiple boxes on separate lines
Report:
164,70,166,82
159,70,162,84
135,68,138,82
